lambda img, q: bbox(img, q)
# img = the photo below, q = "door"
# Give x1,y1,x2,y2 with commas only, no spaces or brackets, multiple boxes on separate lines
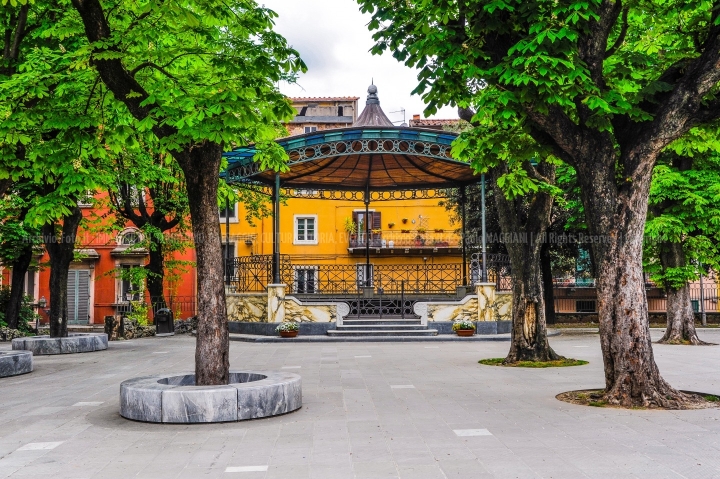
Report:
67,270,90,324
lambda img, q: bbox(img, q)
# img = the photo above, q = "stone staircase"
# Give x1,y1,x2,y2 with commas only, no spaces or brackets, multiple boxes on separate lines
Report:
327,316,437,337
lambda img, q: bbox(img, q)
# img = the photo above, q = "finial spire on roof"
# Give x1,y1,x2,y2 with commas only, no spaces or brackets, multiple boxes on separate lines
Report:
366,83,380,105
354,83,394,127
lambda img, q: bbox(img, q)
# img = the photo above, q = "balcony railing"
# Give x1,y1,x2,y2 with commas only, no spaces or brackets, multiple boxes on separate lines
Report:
348,229,461,249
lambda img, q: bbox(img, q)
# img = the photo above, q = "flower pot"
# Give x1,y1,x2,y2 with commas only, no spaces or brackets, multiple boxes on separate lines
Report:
455,329,474,337
280,330,298,338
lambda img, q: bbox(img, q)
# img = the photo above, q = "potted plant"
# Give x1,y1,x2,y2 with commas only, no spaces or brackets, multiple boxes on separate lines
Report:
401,218,408,224
401,229,411,234
452,319,476,337
434,229,444,233
388,222,395,228
276,321,300,338
344,217,357,236
416,227,427,235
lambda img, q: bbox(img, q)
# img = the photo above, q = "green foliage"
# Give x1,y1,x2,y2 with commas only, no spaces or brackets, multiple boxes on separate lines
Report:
0,286,38,333
452,319,476,331
276,321,299,332
75,0,305,167
357,0,720,199
478,357,588,367
343,217,357,235
644,140,720,290
125,300,150,326
1,2,118,228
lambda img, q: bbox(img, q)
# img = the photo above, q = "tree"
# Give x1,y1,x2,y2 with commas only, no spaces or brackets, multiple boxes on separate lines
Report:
71,0,304,385
107,148,190,313
453,116,563,362
0,184,40,330
359,0,720,407
644,132,720,344
1,1,115,338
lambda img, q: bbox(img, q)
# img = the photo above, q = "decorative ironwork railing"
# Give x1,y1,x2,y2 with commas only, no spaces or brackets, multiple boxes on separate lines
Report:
116,296,197,318
469,253,512,290
229,254,513,295
228,255,293,293
348,229,461,249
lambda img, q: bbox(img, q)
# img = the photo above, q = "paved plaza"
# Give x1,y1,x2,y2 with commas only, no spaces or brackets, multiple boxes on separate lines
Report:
1,330,720,479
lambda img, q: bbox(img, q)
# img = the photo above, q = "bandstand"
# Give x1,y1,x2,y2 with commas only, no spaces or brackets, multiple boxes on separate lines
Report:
222,86,511,335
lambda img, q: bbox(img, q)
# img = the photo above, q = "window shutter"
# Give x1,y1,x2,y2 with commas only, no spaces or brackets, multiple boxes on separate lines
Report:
352,212,358,232
372,211,381,230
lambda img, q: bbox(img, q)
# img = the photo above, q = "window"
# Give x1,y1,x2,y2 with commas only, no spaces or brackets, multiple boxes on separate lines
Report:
295,267,318,294
117,229,143,246
116,184,144,207
121,232,141,245
219,203,237,219
120,265,142,302
338,106,344,116
294,215,318,245
304,126,317,133
78,190,94,207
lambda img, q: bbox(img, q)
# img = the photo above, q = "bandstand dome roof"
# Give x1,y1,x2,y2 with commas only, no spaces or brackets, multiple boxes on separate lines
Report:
224,85,480,192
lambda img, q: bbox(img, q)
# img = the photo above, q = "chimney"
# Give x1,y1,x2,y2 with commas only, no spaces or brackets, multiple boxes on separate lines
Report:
412,114,420,120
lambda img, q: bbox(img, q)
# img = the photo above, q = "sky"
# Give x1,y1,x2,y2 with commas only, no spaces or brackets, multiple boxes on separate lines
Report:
261,0,458,123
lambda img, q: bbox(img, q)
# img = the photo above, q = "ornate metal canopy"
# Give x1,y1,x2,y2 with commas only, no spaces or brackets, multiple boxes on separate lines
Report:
224,127,480,194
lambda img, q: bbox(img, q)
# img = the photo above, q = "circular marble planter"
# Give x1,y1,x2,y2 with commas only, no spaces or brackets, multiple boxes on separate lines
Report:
11,333,108,356
0,351,33,378
120,370,302,423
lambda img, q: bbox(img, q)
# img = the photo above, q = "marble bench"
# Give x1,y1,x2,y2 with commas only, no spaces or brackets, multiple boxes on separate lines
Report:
12,333,108,355
120,370,302,423
0,351,33,377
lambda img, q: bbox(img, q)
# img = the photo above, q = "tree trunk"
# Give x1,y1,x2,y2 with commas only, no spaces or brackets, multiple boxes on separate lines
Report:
576,148,693,408
176,142,229,386
43,206,82,338
657,241,706,345
540,242,556,325
145,241,166,316
491,165,561,363
5,242,34,330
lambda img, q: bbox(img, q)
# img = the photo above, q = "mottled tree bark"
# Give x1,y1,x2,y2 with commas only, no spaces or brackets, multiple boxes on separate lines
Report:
5,242,33,330
572,146,695,408
540,243,556,325
491,164,561,363
42,206,82,338
176,143,229,386
657,241,706,345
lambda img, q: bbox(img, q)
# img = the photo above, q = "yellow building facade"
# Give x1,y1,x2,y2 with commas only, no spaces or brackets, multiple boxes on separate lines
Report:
222,92,472,296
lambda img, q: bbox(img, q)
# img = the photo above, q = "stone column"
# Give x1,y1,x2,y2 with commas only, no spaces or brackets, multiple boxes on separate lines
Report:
476,282,496,322
267,284,286,323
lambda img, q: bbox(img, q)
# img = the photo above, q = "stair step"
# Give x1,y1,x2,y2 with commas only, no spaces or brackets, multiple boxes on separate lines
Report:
327,329,438,337
347,315,419,320
337,324,427,331
343,320,422,326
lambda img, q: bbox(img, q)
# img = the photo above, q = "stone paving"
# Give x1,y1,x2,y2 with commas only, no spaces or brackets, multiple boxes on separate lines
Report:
0,330,719,479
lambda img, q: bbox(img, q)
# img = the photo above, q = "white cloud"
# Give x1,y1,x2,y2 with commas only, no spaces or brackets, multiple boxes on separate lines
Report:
261,0,458,122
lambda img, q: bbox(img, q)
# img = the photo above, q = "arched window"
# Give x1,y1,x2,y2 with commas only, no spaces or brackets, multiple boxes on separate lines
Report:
117,229,143,246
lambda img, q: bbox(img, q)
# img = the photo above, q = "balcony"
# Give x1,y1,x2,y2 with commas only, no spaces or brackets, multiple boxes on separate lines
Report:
348,229,462,255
